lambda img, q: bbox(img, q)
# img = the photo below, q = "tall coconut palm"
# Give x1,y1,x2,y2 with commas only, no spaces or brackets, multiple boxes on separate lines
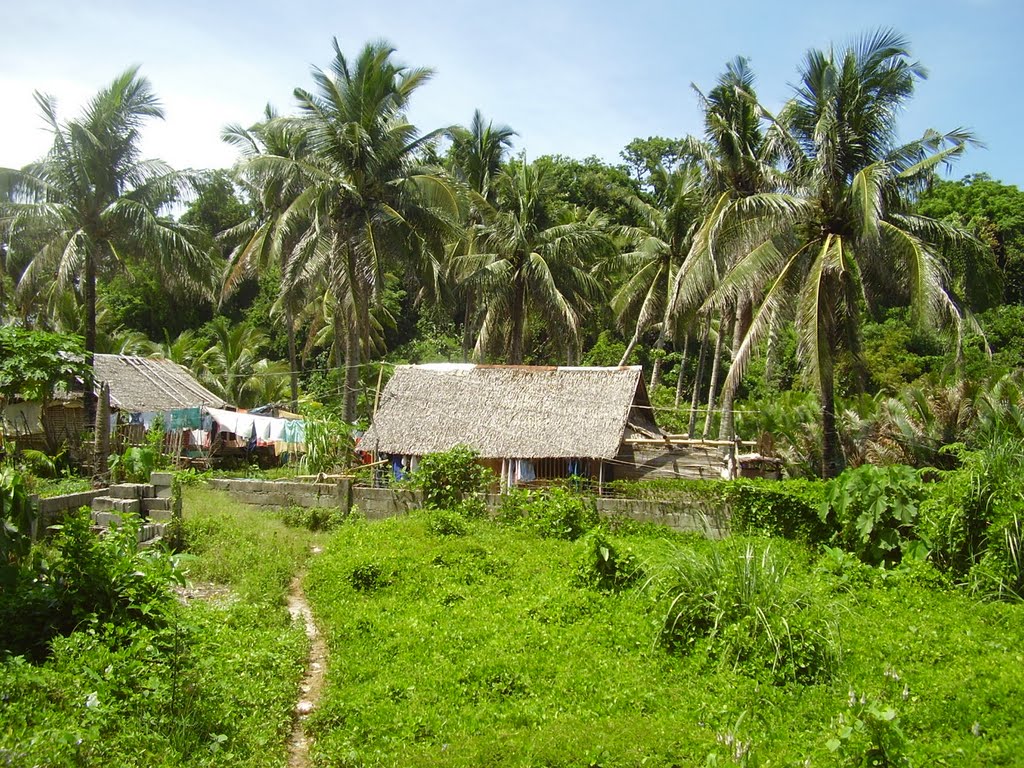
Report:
446,110,516,359
221,107,312,409
719,30,980,476
666,57,776,438
274,39,460,422
0,69,212,409
472,161,611,363
613,162,704,373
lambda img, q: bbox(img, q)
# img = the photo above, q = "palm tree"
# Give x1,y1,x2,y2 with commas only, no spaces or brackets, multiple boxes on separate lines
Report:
194,317,288,408
666,57,776,438
719,30,980,476
275,39,460,422
221,107,312,409
472,161,612,363
0,68,212,379
613,162,704,375
446,110,516,359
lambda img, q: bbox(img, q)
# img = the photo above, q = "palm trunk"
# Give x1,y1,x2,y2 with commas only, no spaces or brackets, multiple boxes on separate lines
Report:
821,372,843,478
702,306,731,437
83,251,97,431
717,299,752,441
688,313,711,437
342,321,360,425
461,291,476,362
286,307,299,412
508,276,526,364
618,325,642,367
649,330,668,391
674,334,690,408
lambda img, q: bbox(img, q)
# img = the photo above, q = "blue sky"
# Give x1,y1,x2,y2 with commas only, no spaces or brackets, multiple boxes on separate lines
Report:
2,0,1020,186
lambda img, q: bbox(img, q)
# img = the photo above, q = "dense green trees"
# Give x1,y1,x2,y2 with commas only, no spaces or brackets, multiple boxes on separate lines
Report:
2,33,1020,478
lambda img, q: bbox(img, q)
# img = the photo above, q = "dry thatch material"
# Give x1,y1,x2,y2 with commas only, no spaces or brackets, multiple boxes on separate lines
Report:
362,364,658,459
93,355,226,412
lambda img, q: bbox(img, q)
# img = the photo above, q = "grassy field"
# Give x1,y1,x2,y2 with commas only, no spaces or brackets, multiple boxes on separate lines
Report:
3,487,1023,766
0,488,322,767
305,511,1024,767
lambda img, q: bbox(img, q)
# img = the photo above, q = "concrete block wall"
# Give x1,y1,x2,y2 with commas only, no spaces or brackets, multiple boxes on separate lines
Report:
30,477,172,547
595,497,728,538
352,487,422,520
205,478,731,537
206,478,348,509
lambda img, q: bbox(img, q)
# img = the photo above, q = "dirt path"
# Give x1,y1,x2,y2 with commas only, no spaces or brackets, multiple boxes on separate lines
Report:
286,547,327,768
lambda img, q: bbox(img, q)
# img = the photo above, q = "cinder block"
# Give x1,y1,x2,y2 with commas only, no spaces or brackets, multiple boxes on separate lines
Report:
91,511,122,527
144,508,173,522
110,483,147,499
111,498,140,515
142,497,172,512
91,496,116,511
150,472,174,488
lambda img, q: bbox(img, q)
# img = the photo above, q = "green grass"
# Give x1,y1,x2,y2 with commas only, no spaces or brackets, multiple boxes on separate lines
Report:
30,473,94,498
0,488,323,767
305,511,1024,767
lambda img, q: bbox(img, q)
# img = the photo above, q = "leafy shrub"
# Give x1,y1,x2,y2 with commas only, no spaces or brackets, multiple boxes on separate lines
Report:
574,529,644,591
725,478,830,543
426,509,469,537
0,508,179,659
497,486,599,540
652,541,838,684
109,445,160,484
301,406,352,474
280,504,348,532
827,692,911,767
350,562,390,592
1,466,36,574
407,445,494,513
822,464,925,566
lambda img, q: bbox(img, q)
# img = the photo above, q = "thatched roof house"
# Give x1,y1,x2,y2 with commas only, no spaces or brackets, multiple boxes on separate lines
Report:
2,354,226,450
92,354,226,412
362,364,671,485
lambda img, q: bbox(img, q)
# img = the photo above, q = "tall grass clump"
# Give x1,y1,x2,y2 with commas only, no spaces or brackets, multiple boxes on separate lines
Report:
650,540,838,684
920,438,1024,599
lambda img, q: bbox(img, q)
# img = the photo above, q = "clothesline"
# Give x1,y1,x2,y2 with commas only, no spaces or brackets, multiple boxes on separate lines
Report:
125,405,306,448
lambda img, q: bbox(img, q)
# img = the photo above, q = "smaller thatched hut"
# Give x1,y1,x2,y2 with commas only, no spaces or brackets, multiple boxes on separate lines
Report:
2,355,226,451
362,364,674,487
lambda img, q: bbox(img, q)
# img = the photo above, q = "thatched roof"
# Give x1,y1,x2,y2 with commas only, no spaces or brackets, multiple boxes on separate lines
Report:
361,364,659,459
93,354,227,412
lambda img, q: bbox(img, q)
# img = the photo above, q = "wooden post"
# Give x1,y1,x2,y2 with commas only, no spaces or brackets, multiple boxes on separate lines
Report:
597,460,604,496
372,365,384,417
93,382,110,482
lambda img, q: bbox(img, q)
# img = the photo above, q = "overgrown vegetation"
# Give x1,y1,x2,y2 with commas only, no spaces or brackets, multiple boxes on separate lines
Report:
303,505,1024,765
0,486,320,766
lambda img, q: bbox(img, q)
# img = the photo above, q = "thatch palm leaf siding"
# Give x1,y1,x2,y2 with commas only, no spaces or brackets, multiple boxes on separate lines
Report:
362,364,658,460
